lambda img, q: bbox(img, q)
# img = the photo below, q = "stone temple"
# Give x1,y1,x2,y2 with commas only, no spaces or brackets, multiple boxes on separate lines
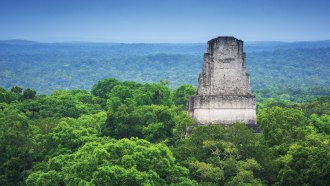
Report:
187,36,256,126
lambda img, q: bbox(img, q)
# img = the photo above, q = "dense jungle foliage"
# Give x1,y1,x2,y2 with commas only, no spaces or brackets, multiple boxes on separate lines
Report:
0,78,329,185
0,40,329,185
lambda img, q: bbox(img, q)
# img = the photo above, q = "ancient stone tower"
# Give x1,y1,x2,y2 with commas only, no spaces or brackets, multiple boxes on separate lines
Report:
187,36,256,126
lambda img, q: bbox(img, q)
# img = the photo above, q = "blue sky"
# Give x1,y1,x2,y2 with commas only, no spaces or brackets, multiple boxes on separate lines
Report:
0,0,329,42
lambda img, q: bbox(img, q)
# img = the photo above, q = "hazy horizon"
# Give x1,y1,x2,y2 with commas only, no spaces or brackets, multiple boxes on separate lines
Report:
2,38,330,44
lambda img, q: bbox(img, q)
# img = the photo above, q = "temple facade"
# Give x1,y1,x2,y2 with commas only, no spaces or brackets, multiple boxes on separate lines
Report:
187,36,256,126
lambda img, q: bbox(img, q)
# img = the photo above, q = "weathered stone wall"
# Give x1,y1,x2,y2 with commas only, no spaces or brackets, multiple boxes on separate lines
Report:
188,36,256,125
198,37,251,96
188,95,256,125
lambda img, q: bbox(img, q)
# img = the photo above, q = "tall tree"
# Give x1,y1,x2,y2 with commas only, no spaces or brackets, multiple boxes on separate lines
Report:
26,138,196,185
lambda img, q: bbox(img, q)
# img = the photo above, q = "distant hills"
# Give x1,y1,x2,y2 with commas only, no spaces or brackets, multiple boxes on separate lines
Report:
0,39,40,45
245,40,330,52
0,39,329,101
1,39,330,52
